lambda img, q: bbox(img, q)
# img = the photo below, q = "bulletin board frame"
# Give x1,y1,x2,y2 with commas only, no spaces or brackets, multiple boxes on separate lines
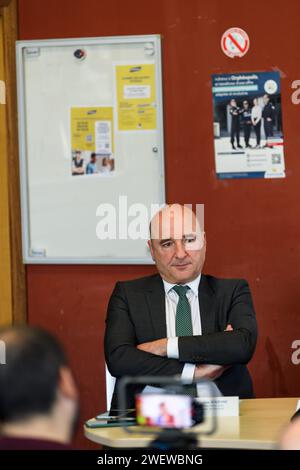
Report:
16,35,165,264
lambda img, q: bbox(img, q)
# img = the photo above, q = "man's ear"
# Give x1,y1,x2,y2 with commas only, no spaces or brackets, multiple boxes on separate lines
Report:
58,366,78,401
202,232,207,253
148,239,155,261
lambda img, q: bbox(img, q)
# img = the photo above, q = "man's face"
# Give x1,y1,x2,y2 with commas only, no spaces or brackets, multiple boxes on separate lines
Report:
243,101,249,109
148,206,206,284
263,95,269,105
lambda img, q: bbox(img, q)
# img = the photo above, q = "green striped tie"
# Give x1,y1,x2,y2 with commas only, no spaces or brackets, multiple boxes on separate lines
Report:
173,285,193,336
172,285,197,397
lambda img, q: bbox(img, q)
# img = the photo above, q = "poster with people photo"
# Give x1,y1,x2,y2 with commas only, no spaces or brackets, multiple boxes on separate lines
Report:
71,150,115,176
211,71,285,179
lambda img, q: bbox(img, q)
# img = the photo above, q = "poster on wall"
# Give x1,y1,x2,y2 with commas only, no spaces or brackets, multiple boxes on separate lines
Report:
115,63,157,131
211,71,285,179
70,106,115,176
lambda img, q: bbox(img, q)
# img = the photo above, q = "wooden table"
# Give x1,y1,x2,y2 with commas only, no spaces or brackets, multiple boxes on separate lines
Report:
84,398,298,449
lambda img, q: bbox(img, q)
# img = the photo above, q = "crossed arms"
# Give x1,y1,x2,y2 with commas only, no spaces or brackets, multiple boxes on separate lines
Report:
104,279,257,382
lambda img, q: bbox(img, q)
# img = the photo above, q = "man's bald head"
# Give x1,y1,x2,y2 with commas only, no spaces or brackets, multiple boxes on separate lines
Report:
149,204,203,242
148,204,206,284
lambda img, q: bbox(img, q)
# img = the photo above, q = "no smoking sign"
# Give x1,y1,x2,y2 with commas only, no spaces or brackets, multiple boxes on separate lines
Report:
221,27,250,58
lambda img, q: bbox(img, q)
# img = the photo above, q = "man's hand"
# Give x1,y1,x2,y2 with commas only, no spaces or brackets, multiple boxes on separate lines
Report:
193,364,230,381
137,338,168,356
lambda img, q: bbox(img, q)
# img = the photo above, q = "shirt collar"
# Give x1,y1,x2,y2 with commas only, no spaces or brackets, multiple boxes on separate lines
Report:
162,274,201,297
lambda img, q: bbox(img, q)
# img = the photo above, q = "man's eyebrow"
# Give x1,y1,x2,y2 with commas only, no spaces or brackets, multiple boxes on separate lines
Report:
183,233,197,238
159,238,172,244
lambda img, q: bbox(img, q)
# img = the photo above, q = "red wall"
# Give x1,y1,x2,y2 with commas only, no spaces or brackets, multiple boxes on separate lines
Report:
19,0,300,448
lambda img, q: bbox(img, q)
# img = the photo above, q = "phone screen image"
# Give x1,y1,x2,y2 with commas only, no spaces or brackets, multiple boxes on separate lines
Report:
135,394,193,429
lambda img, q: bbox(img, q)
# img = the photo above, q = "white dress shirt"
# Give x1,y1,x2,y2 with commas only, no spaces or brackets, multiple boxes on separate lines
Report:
251,105,262,122
163,275,222,397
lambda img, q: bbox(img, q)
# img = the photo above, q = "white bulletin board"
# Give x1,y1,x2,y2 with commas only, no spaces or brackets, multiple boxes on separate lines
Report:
16,35,165,264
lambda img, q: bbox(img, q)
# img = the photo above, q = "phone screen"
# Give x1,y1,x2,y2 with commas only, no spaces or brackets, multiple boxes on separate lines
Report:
135,394,193,429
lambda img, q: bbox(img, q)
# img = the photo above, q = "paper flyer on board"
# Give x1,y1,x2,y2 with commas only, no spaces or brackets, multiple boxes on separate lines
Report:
211,71,285,179
115,63,157,131
70,106,115,176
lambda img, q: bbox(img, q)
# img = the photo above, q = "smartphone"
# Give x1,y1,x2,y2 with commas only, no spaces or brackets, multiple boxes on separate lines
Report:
85,416,136,429
95,409,136,421
85,419,136,428
85,409,136,428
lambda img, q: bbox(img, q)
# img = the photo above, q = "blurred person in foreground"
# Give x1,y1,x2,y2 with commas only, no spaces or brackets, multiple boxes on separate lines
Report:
279,414,300,450
0,326,79,450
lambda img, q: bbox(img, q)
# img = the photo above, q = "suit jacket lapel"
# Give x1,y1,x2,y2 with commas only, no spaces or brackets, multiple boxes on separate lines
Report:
199,275,216,334
145,275,167,339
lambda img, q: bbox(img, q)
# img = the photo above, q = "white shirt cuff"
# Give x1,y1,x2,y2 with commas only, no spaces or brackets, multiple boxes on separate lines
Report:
167,337,179,359
181,363,196,384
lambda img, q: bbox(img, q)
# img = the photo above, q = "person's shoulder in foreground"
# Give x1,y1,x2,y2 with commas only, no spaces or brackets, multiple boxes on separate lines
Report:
279,415,300,450
0,436,73,450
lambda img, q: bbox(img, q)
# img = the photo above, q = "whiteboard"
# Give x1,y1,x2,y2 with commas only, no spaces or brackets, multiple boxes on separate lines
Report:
16,35,165,264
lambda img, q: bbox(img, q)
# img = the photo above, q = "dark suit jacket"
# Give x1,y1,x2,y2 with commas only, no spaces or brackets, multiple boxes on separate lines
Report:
105,274,258,410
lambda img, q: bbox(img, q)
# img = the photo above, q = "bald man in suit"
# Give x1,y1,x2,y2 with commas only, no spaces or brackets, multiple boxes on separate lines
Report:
105,204,257,409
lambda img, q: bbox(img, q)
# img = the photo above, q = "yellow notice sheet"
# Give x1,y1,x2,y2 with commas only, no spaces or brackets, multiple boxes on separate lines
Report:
71,106,114,153
115,64,156,131
71,107,115,177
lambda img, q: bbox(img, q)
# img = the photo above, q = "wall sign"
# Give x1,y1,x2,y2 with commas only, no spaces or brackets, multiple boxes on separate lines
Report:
221,27,250,58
